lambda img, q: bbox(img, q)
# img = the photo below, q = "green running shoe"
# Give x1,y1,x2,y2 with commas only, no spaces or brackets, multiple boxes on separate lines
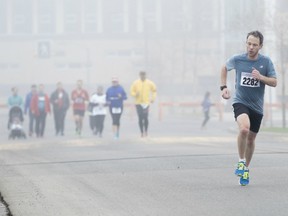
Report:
239,169,249,186
235,161,246,177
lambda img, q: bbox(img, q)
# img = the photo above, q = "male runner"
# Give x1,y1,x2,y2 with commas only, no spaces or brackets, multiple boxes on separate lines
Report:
71,80,89,136
220,31,277,186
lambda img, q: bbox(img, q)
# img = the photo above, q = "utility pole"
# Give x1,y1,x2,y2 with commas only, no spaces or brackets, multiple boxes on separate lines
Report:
280,30,286,128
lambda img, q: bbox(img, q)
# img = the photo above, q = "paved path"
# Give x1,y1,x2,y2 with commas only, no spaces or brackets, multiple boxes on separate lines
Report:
0,109,287,216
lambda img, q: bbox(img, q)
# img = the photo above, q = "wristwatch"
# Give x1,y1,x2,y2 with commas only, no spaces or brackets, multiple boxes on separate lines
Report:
220,85,227,91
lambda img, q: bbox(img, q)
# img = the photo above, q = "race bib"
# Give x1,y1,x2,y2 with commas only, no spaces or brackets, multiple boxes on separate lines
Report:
75,97,84,103
58,92,63,98
38,96,45,101
112,107,122,114
38,96,45,110
240,72,260,88
141,104,149,109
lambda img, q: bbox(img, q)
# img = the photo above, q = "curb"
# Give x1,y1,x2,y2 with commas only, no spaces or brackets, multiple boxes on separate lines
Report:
0,192,12,216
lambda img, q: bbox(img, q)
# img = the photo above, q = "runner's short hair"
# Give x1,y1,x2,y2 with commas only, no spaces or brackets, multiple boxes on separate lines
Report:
247,30,264,45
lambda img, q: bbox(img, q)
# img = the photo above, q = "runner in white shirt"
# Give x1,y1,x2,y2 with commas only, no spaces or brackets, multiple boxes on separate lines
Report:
88,86,107,137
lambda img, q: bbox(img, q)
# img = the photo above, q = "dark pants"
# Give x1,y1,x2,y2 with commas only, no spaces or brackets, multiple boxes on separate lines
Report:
28,110,36,134
90,115,105,135
53,108,67,135
35,110,47,137
110,109,122,126
202,111,210,127
136,105,149,134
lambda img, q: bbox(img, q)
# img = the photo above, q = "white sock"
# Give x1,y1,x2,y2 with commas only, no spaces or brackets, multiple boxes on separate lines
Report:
239,158,246,163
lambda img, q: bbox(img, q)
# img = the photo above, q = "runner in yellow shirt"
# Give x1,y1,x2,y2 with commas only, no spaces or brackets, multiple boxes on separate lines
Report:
130,71,157,137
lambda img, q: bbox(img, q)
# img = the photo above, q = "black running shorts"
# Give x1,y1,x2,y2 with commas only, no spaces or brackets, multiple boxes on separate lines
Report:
232,103,263,133
73,109,85,117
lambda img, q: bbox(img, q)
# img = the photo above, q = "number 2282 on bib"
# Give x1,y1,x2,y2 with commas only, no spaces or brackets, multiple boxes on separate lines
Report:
240,72,260,88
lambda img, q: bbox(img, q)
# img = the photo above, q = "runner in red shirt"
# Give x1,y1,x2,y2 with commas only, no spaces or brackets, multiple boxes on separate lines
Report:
71,80,89,136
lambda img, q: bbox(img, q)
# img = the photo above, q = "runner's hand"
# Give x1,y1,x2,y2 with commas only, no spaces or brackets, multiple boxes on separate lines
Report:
222,88,231,99
252,67,262,81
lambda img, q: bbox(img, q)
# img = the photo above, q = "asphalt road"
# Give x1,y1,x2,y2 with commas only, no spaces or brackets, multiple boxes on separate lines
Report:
0,108,288,216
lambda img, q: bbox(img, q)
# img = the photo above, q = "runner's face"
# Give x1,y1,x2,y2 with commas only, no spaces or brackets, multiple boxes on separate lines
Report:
77,81,82,89
246,35,262,59
140,73,146,81
97,87,103,95
57,83,62,90
39,85,44,92
12,88,18,95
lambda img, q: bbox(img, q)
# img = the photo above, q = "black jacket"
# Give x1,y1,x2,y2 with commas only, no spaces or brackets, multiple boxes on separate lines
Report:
50,89,70,111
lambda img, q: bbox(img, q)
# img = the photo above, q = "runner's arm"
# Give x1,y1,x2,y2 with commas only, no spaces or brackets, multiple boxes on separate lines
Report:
251,68,277,87
221,65,228,87
220,65,231,99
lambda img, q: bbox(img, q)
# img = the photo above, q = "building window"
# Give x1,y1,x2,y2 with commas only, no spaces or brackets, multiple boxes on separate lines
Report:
38,0,56,34
84,0,98,33
142,0,158,33
63,0,82,33
11,0,33,34
0,0,7,34
103,0,125,33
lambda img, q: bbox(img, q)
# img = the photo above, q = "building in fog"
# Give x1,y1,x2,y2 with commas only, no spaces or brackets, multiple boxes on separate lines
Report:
0,0,284,100
0,0,222,94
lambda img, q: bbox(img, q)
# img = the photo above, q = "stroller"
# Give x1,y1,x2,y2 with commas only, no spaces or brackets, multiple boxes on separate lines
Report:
8,106,26,139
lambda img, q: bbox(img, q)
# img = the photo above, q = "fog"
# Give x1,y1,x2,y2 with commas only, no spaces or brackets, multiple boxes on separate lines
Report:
0,4,287,214
0,0,287,106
